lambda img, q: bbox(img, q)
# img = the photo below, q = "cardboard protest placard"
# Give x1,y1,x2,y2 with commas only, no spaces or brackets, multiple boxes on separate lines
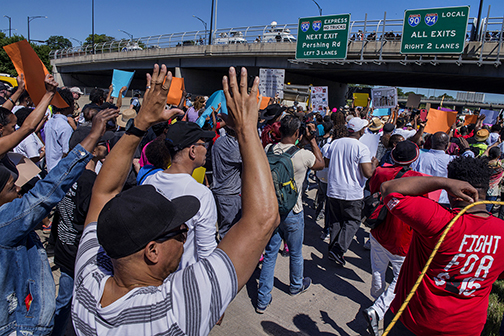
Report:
196,90,228,128
480,109,499,125
3,40,68,108
166,77,184,105
372,108,390,116
310,86,329,114
424,108,457,134
259,96,271,110
419,109,428,121
371,87,397,109
111,69,135,97
8,153,41,188
464,115,478,125
406,93,422,108
353,93,369,107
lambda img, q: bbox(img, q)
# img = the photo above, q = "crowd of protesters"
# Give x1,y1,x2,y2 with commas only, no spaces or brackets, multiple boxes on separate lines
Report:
1,66,504,336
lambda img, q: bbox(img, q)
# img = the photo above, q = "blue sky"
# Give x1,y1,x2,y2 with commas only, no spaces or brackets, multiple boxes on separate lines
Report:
3,0,504,103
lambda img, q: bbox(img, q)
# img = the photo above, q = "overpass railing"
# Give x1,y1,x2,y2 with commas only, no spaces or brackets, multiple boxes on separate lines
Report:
50,14,504,61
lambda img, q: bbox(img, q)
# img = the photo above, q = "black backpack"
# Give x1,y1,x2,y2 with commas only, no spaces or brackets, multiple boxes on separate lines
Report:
362,167,408,229
267,145,300,215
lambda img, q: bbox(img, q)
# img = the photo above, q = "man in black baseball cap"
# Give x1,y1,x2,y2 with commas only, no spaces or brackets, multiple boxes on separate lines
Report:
139,120,218,270
72,65,279,335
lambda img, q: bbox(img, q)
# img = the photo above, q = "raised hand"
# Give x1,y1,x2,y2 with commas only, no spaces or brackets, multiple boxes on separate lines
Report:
89,108,120,138
44,74,58,94
136,64,183,130
16,74,25,92
222,67,260,133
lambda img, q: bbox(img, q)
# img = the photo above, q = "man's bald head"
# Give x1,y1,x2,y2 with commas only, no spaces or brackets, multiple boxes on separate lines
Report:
432,131,449,150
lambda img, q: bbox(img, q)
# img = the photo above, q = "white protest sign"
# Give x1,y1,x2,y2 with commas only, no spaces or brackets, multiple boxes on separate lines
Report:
259,68,285,99
371,87,397,109
310,86,329,114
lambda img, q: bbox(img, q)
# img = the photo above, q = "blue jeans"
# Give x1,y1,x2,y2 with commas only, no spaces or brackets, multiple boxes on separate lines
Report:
52,268,74,336
257,209,304,307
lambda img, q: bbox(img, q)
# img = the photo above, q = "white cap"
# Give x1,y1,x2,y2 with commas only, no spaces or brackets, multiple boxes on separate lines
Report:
70,87,84,95
347,117,369,132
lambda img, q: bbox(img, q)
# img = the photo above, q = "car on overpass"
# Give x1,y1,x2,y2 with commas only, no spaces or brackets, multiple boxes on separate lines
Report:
262,21,296,43
214,31,247,45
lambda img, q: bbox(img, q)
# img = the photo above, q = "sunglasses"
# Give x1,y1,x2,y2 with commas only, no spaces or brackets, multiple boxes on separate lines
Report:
193,142,209,149
155,227,188,243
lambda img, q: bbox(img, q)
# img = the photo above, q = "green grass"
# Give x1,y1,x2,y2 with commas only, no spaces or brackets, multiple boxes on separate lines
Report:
482,280,504,336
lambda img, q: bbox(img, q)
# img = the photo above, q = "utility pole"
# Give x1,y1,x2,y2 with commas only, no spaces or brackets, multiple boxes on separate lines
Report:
3,15,11,38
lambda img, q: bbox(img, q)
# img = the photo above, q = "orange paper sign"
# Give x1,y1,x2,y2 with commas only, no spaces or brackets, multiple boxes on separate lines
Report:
424,108,457,134
3,40,67,108
166,77,184,105
464,115,478,125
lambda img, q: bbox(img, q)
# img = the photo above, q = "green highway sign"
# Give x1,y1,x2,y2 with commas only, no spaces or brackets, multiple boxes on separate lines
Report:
401,6,469,54
296,14,350,60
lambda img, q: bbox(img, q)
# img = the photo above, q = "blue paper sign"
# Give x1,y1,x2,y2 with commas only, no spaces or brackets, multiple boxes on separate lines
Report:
373,108,391,116
196,90,228,127
111,69,135,98
480,109,499,125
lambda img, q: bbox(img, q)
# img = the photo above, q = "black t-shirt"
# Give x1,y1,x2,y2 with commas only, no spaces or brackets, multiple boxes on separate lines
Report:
54,169,96,276
0,97,6,105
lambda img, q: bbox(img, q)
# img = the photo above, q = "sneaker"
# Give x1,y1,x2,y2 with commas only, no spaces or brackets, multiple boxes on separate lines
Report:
364,239,371,250
256,297,272,314
320,231,330,241
316,212,325,221
328,250,346,266
290,277,312,296
362,307,379,336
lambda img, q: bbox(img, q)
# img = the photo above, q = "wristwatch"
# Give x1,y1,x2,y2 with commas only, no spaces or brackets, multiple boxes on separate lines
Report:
125,118,147,137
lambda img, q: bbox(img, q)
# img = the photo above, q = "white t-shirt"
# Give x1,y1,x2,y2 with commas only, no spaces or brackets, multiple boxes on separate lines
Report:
265,143,316,213
72,222,237,336
325,137,372,200
144,172,218,269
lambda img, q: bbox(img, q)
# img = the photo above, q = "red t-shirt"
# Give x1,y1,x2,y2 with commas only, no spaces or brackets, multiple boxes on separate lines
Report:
385,192,504,336
369,166,422,256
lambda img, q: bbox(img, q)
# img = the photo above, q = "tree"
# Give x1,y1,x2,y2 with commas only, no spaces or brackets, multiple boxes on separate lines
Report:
397,88,404,96
0,32,53,77
46,35,72,50
83,34,115,46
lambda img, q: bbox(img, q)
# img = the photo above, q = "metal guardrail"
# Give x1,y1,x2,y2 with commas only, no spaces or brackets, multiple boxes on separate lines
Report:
50,14,504,62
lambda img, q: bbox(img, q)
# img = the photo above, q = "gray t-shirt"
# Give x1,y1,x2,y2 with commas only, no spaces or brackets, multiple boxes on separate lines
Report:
211,134,242,195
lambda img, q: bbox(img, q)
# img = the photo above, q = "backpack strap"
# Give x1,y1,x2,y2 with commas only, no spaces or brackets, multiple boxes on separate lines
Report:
394,167,410,180
284,145,300,158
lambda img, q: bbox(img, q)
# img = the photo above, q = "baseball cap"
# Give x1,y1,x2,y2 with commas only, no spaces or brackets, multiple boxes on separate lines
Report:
383,123,395,133
347,117,369,132
391,140,419,165
70,87,84,95
165,121,215,152
97,185,200,259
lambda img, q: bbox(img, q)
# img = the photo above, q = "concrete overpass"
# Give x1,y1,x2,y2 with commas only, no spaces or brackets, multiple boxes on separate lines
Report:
50,16,504,107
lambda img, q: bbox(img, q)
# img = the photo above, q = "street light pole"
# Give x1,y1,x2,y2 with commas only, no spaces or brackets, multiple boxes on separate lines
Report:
27,16,47,43
209,0,215,45
69,37,83,46
119,29,134,40
3,15,11,38
92,0,95,54
193,15,208,44
311,0,322,16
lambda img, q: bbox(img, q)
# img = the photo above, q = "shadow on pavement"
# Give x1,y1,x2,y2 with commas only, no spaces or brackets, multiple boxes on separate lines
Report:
261,313,340,336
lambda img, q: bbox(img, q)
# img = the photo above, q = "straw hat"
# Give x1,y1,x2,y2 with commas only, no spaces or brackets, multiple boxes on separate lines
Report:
368,117,384,131
116,108,137,128
475,129,490,142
